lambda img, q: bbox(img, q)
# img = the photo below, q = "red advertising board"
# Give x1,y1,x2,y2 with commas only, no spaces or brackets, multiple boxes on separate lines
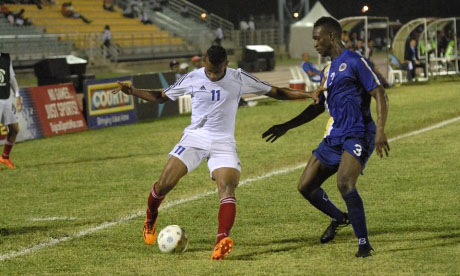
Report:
28,83,87,136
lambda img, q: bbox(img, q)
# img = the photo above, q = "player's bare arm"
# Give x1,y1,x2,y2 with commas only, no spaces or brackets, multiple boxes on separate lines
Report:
370,85,390,158
262,103,325,143
112,81,169,103
267,86,325,102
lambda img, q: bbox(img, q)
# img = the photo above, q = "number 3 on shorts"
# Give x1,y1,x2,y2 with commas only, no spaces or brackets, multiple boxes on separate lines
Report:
353,144,362,157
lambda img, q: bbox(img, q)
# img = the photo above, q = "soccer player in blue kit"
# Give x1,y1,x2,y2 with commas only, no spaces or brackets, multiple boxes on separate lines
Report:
262,17,389,257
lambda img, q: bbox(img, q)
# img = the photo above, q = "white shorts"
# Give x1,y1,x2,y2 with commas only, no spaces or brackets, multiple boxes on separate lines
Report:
169,132,241,178
0,97,18,126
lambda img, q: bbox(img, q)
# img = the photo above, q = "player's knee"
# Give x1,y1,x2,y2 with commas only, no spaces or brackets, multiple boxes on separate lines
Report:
337,177,355,195
297,180,314,198
8,124,19,137
217,180,237,196
157,176,177,195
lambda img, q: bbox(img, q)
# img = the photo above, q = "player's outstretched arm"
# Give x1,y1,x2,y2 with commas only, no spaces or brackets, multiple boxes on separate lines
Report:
112,81,169,103
262,103,325,143
267,86,324,103
370,85,390,158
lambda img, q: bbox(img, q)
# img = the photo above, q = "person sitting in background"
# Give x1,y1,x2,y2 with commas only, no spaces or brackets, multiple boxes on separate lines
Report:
13,9,32,26
388,47,412,81
61,2,91,24
191,56,202,69
301,53,321,83
1,3,9,18
103,0,114,12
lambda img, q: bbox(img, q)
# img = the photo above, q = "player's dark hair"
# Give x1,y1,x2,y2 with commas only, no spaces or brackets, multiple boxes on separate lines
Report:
314,17,342,39
206,45,227,65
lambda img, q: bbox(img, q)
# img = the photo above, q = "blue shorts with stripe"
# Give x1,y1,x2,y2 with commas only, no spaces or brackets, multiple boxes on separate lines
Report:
312,133,375,171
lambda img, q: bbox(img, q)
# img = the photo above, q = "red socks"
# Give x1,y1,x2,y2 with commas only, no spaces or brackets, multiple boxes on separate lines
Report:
2,141,14,159
216,197,236,244
146,182,165,223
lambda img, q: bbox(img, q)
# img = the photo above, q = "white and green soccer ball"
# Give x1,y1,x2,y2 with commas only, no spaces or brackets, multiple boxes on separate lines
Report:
157,225,189,253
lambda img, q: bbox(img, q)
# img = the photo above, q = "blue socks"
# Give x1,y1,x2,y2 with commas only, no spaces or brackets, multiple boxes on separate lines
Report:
343,189,370,248
302,188,346,223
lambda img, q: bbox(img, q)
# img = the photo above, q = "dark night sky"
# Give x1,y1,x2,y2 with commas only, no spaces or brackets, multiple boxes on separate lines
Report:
188,0,460,26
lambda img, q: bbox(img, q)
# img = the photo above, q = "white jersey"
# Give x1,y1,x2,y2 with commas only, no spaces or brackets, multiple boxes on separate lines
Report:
165,67,272,142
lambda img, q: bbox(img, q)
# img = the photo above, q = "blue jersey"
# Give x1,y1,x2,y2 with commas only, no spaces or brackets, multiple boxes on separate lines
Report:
319,49,381,141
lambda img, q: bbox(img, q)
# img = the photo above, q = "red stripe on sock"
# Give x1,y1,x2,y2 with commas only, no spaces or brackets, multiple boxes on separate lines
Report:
2,142,14,159
217,197,236,244
146,182,164,222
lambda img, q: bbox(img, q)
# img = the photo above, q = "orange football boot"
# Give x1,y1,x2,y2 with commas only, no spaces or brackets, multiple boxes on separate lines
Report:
211,237,234,260
0,156,15,169
143,218,157,245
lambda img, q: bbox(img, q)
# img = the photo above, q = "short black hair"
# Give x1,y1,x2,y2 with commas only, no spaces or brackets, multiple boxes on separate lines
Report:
314,17,342,39
206,45,227,65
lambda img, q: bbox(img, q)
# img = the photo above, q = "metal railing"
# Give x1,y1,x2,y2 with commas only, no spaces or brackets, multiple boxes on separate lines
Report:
167,0,234,37
0,30,199,64
231,29,282,47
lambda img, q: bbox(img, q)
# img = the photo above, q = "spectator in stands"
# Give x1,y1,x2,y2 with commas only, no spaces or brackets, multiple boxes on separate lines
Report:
179,62,189,76
170,60,181,80
388,47,412,81
191,56,202,69
103,0,114,12
301,53,321,83
405,38,427,80
61,2,91,24
150,0,162,12
6,11,14,25
248,16,255,30
215,27,223,46
13,9,32,26
179,4,189,17
239,19,248,31
1,2,9,18
341,30,352,49
159,0,168,6
101,25,112,57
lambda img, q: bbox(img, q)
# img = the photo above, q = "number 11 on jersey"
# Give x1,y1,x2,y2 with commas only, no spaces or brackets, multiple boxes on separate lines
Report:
211,90,220,101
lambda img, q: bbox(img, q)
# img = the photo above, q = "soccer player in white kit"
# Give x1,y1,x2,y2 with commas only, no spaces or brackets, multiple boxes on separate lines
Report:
0,53,22,170
113,46,322,260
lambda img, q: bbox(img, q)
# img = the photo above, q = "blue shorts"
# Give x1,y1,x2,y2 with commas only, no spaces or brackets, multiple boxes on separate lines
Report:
313,134,375,171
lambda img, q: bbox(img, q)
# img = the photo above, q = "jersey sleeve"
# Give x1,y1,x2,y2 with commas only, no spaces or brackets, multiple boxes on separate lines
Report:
353,57,381,93
164,73,192,101
238,69,272,95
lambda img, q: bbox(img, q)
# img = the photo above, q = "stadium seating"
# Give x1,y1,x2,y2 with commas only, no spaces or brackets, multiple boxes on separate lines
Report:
3,0,193,64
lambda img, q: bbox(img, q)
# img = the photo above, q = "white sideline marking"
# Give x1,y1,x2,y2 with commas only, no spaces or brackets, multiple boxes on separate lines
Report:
1,115,459,261
30,217,77,222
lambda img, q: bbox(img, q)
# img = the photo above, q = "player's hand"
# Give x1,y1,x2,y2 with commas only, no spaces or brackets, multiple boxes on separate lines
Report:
375,130,390,158
16,96,23,112
262,124,289,143
112,81,133,95
310,86,326,104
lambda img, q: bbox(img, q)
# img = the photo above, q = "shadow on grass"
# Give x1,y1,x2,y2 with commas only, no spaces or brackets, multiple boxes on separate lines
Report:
21,152,160,169
0,225,53,236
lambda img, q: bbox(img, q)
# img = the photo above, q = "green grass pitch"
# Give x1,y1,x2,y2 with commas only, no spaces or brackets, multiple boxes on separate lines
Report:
1,77,459,275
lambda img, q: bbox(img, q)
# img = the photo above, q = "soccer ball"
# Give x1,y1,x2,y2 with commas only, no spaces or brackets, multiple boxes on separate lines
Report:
157,225,189,253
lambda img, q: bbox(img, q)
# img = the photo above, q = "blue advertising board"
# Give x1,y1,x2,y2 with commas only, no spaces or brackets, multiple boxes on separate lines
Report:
84,76,137,129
